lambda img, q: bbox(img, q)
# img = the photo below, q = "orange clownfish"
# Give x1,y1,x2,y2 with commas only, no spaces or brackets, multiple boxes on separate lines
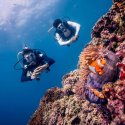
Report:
89,58,106,75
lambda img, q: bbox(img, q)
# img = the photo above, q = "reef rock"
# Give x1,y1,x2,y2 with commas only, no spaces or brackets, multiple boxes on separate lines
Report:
28,0,125,125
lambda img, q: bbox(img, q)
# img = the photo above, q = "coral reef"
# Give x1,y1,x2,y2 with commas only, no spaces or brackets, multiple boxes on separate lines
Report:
28,0,125,125
29,90,101,125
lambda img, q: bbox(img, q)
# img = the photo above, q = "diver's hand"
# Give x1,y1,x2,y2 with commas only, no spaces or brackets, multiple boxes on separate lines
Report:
31,72,39,80
31,63,49,79
71,35,78,42
34,63,49,73
31,74,36,80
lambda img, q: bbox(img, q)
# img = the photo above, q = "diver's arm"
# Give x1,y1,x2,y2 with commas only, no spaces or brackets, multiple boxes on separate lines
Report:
43,56,55,66
67,21,80,36
55,33,72,46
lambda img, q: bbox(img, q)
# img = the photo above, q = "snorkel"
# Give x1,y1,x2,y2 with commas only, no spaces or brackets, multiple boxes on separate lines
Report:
48,19,62,33
48,26,54,33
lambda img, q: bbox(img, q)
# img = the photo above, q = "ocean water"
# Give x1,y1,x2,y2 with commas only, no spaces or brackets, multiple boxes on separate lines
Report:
0,0,112,125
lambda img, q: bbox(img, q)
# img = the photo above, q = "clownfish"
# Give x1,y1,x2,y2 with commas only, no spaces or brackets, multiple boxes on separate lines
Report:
89,58,106,75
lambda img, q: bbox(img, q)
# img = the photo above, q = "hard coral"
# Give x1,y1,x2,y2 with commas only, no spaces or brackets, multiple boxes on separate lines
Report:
29,1,125,125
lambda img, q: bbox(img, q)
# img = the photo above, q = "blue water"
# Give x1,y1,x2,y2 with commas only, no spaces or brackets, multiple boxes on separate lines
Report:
0,0,112,125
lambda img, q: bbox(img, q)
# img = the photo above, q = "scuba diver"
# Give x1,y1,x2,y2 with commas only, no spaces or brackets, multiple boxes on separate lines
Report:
48,18,80,46
14,47,55,82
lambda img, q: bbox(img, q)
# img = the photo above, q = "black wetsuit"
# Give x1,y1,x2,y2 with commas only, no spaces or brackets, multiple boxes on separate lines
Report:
21,51,55,82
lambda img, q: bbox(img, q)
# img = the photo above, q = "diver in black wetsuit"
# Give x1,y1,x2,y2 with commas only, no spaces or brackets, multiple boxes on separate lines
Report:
14,47,55,82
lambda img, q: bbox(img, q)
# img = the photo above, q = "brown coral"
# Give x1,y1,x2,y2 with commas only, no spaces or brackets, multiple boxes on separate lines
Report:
28,1,125,125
